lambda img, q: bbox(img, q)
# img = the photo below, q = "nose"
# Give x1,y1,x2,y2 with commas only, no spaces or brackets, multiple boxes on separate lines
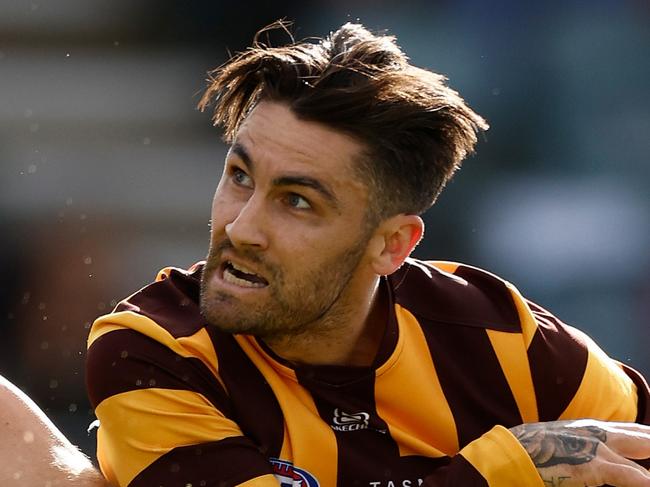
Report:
224,197,269,250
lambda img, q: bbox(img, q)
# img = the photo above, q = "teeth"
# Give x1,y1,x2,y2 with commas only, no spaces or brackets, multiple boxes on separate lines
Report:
230,261,258,276
223,266,266,288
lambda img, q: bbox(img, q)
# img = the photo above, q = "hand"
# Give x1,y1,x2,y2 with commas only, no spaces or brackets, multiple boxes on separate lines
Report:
510,419,650,487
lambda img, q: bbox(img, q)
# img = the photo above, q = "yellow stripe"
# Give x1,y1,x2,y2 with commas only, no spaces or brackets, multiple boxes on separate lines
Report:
96,388,242,487
429,262,539,349
375,304,457,457
428,265,541,423
89,311,179,351
237,335,338,487
486,329,538,423
461,425,545,487
505,282,539,349
559,327,638,421
88,312,224,389
177,328,222,387
87,320,126,346
426,260,460,275
237,474,281,487
155,267,175,281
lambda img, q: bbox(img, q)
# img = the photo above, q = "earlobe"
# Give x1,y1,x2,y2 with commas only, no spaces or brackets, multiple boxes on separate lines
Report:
371,215,424,276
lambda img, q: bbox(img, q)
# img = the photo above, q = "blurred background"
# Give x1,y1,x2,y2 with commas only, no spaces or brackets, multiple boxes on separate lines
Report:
1,0,648,459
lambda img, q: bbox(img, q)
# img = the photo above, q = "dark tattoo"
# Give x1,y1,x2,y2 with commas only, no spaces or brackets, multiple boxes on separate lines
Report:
513,423,607,468
543,476,571,487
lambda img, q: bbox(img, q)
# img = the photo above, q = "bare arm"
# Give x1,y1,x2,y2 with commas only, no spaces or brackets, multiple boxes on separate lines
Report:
511,420,650,487
0,375,108,486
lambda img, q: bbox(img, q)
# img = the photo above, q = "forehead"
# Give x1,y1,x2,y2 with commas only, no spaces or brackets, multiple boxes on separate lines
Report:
232,101,367,186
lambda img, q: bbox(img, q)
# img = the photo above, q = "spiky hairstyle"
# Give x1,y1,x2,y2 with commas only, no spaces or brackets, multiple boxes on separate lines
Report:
198,21,488,219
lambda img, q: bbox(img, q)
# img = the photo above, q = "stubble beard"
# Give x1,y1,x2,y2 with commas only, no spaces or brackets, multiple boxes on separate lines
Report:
199,236,370,340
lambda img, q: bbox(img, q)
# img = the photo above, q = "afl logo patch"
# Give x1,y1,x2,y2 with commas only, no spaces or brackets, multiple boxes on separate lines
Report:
270,458,319,487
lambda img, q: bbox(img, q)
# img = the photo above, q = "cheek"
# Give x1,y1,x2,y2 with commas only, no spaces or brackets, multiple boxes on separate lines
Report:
280,232,343,269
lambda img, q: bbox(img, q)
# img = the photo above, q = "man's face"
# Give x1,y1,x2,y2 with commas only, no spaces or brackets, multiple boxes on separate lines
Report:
200,101,376,339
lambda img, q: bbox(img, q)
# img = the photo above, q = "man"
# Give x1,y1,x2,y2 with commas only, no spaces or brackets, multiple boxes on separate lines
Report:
83,22,650,487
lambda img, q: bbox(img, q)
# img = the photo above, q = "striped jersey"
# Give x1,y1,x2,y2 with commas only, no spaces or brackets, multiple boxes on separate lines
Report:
86,258,650,487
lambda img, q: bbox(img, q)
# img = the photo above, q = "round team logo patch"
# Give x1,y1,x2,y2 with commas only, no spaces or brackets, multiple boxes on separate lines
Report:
270,458,319,487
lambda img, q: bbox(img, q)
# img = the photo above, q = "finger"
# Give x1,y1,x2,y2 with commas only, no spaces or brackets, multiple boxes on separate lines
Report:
602,427,650,460
599,443,650,480
567,420,650,435
604,423,650,436
598,461,650,487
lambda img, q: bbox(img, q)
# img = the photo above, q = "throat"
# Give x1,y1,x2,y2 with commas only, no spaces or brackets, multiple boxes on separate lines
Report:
263,278,389,367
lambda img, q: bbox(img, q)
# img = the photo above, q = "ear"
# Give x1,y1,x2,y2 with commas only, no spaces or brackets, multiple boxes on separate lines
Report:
369,214,424,276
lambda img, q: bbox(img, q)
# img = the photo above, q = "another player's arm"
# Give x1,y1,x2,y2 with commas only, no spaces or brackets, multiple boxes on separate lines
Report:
0,375,108,486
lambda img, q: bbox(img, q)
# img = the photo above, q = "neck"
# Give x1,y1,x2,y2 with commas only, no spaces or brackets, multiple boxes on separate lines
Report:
263,275,386,367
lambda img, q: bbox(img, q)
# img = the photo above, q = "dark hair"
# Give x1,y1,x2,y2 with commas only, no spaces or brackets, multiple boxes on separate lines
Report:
198,21,488,220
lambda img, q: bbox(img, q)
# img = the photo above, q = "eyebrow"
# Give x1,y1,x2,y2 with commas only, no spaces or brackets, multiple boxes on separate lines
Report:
231,143,253,170
230,142,341,210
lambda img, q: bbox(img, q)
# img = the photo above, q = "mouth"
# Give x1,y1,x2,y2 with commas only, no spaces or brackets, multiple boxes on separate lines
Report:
221,260,269,288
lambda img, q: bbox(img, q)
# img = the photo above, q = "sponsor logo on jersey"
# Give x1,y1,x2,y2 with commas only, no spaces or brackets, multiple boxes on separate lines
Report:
331,407,370,432
368,479,424,487
270,458,319,487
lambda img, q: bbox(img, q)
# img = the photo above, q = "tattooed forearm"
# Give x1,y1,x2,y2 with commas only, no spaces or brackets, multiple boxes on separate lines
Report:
511,423,606,468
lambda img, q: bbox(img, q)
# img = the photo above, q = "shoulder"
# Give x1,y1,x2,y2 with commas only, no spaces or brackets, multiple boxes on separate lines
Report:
388,258,522,332
86,262,231,409
113,262,205,337
88,262,206,347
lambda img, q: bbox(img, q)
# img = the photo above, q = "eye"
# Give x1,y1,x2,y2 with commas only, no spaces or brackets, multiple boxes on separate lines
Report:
232,167,253,188
286,193,311,210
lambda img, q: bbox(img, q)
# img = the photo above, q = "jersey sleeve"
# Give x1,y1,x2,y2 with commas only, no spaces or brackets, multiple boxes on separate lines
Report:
522,296,648,425
422,274,650,486
420,425,544,486
86,312,278,487
446,284,650,487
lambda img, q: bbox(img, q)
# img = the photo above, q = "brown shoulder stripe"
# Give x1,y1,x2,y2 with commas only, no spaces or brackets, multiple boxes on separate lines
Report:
453,265,520,330
207,328,285,459
86,328,232,417
526,301,588,421
115,268,203,339
128,436,274,487
421,322,522,448
390,261,521,332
